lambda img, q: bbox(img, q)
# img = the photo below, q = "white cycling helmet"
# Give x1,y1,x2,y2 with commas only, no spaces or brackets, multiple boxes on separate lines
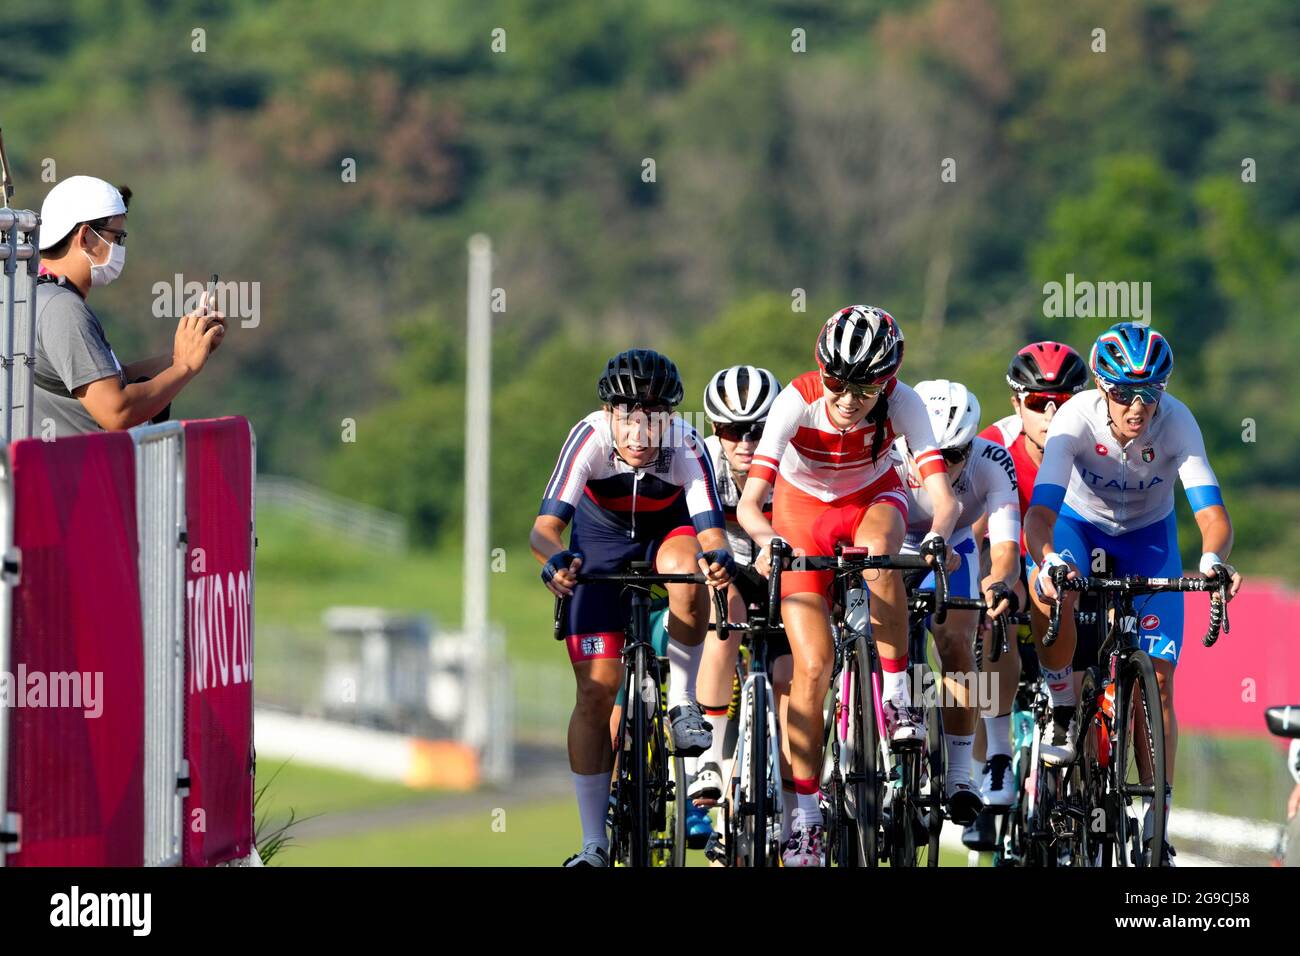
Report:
702,365,781,425
915,378,981,449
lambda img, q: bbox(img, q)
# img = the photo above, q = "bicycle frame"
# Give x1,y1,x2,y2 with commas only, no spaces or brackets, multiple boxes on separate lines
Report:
555,564,728,867
1046,568,1230,867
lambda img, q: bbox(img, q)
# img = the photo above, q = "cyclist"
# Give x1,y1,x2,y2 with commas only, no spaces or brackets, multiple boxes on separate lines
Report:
738,305,958,867
531,348,735,867
891,379,1022,826
689,366,801,846
1025,323,1243,865
964,341,1089,848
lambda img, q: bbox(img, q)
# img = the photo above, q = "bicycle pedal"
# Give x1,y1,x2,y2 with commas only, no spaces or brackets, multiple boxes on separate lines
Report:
703,831,729,865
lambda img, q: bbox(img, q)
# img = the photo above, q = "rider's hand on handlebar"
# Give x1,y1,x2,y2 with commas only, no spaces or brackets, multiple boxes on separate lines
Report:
542,550,583,597
982,577,1016,619
1034,553,1077,603
697,549,735,590
1198,553,1243,601
920,532,949,570
755,541,773,579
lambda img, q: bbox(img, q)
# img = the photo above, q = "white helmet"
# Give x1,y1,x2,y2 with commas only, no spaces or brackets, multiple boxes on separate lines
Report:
915,379,981,449
703,365,781,425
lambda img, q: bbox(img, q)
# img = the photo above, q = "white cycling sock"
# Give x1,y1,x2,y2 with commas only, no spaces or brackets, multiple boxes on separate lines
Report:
796,789,820,818
667,638,703,710
882,667,910,705
782,787,797,841
1041,664,1076,710
698,704,731,769
945,733,975,793
983,712,1012,760
572,771,611,852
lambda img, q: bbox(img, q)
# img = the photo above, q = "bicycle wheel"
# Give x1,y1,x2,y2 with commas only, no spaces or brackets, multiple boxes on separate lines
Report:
1115,650,1166,867
742,678,771,867
847,636,882,867
629,646,652,867
919,667,944,868
1070,668,1109,867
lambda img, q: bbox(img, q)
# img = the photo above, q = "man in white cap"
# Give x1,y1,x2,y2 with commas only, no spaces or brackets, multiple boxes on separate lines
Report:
33,174,224,437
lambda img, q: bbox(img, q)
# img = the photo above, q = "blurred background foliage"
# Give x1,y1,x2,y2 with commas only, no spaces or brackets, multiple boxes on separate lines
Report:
4,0,1297,575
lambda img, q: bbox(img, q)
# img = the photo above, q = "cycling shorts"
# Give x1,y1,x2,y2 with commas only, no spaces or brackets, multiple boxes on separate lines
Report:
1029,505,1184,666
561,495,696,664
771,469,908,601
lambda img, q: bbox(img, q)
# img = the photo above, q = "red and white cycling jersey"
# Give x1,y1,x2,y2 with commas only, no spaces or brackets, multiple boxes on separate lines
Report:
749,372,946,501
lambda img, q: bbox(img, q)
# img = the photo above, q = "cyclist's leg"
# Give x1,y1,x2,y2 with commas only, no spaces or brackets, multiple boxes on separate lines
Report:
1114,511,1183,823
1027,506,1094,764
927,529,982,817
558,516,643,860
850,499,909,709
653,527,714,753
692,580,747,801
1028,507,1091,700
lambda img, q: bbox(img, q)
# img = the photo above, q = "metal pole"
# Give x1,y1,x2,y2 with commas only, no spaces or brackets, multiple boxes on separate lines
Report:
462,235,492,762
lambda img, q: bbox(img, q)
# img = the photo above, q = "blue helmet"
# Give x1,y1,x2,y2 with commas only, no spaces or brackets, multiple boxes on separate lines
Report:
1088,323,1174,386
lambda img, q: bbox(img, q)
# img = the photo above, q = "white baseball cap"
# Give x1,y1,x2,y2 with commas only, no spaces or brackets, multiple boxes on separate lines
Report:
38,175,127,251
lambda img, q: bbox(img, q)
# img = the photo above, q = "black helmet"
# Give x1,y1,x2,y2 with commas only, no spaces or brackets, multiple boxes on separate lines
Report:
815,305,905,385
596,348,685,407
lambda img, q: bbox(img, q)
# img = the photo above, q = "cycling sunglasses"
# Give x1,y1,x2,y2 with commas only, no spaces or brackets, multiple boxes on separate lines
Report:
821,375,883,399
716,422,765,442
941,443,973,465
612,399,672,414
1020,391,1076,413
1100,380,1165,407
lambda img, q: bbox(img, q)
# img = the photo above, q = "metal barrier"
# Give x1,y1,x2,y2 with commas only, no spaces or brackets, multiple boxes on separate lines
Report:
133,422,187,866
0,206,39,444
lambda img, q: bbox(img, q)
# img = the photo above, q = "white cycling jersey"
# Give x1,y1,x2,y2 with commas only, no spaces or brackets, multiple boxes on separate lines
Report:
892,436,1021,548
749,371,946,501
1029,389,1223,535
704,434,772,566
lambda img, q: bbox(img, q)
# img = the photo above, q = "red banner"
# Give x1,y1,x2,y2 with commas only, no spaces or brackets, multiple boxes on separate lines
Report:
182,417,255,865
5,433,144,865
1175,581,1300,737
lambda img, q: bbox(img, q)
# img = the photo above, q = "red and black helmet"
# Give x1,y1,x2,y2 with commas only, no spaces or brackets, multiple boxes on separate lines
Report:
1006,341,1088,394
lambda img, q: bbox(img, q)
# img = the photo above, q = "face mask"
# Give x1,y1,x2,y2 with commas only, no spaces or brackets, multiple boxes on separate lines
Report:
84,227,127,287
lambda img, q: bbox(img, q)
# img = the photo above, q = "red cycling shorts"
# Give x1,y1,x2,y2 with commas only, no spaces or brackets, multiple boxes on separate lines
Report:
771,469,909,600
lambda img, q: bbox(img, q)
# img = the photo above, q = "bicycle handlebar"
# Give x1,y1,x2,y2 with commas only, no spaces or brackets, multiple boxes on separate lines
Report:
1042,565,1231,649
552,567,729,642
907,590,1028,663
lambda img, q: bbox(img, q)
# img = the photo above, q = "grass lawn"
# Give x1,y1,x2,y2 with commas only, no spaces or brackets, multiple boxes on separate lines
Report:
255,759,438,824
273,792,972,867
254,508,556,665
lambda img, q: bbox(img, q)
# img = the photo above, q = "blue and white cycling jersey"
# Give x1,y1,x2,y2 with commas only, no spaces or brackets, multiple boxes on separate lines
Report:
1028,389,1224,666
1028,390,1222,535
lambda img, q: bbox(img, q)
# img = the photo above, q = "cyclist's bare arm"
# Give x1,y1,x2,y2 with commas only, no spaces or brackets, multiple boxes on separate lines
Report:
530,514,582,596
1192,503,1242,597
982,539,1021,618
737,475,776,572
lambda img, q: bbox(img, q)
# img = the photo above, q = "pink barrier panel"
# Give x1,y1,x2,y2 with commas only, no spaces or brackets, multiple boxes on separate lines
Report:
182,417,254,865
1174,580,1300,736
5,434,144,865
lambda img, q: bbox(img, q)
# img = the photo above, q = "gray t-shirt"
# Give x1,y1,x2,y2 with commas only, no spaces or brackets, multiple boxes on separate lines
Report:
33,279,124,437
